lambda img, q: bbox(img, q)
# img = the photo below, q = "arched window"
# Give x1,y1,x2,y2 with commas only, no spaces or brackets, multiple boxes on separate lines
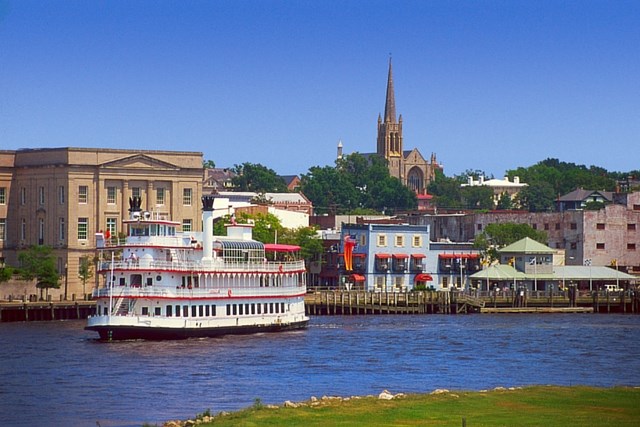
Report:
407,167,424,192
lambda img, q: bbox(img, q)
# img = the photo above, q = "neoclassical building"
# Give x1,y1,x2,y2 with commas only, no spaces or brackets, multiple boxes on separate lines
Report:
0,148,204,297
375,59,442,194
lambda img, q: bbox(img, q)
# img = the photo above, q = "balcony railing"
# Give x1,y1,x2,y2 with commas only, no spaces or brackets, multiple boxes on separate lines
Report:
98,259,306,274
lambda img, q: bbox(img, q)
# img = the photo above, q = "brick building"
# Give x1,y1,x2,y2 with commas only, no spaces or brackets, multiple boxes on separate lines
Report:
402,192,640,276
0,148,204,297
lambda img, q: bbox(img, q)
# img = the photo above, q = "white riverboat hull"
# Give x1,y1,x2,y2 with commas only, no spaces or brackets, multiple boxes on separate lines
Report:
86,315,309,341
86,195,310,341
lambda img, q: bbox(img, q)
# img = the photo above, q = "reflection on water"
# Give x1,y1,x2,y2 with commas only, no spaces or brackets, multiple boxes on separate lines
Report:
1,314,639,427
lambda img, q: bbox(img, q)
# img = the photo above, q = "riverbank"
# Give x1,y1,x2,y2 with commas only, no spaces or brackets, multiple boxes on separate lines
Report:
160,385,640,427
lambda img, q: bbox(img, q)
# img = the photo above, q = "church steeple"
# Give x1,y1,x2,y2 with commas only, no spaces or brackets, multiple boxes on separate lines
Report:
384,58,396,123
377,58,402,163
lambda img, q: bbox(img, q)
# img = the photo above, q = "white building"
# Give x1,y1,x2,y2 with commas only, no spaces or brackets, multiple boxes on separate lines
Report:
462,175,528,207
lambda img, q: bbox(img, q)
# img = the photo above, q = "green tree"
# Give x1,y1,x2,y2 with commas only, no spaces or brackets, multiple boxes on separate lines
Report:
213,212,282,244
302,154,416,214
251,213,282,244
516,182,556,212
231,162,288,193
203,159,216,169
496,192,513,210
507,158,617,198
78,256,94,296
301,165,360,214
460,185,494,210
367,175,417,214
427,169,463,209
584,201,605,210
474,223,548,262
279,226,324,265
18,246,60,300
456,169,492,181
0,266,15,283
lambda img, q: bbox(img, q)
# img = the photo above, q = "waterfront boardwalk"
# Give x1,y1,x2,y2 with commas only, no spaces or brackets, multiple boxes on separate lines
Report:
305,289,639,315
1,289,637,322
0,300,95,322
480,307,593,314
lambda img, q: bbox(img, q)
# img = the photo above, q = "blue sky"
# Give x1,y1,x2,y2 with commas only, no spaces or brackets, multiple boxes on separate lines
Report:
1,0,639,178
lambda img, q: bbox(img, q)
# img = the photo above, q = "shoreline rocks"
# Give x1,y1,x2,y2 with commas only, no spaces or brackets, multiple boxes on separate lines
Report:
161,387,525,426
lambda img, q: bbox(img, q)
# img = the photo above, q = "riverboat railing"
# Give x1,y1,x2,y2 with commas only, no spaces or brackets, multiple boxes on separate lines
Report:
93,284,305,300
97,259,305,274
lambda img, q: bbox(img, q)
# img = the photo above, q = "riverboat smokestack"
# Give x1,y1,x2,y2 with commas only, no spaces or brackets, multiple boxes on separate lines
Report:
202,195,215,261
128,196,143,220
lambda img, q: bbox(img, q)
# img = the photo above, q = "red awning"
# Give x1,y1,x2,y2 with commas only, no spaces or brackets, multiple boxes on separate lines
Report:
414,273,433,282
349,274,365,282
264,244,301,252
375,253,391,259
411,254,426,259
438,253,480,259
392,254,409,259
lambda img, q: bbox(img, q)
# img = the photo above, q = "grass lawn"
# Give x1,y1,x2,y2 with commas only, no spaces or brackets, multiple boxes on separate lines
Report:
165,385,640,426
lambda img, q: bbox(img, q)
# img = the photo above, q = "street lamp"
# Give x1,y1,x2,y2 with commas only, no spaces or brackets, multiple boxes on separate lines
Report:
266,224,278,244
533,256,537,292
64,262,68,301
584,258,592,291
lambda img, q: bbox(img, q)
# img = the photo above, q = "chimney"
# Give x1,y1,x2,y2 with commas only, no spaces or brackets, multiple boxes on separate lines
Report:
514,176,520,184
201,195,215,262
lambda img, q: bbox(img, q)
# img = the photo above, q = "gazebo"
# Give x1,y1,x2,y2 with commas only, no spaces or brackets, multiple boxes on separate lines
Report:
471,238,637,292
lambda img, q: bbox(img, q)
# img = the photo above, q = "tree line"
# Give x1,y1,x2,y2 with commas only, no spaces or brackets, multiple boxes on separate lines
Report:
427,158,639,212
218,157,638,215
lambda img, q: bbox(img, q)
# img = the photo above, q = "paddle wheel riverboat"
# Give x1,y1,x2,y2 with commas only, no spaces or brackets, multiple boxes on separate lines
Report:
86,195,308,340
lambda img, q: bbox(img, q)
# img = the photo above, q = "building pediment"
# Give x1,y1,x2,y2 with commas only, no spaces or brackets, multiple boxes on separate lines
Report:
403,148,426,163
100,154,180,171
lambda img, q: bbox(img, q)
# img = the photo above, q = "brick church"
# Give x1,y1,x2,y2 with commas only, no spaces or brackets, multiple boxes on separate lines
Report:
340,59,442,195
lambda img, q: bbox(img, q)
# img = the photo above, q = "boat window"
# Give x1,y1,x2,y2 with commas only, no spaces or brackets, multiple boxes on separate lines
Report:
232,304,237,315
251,304,255,315
130,274,142,288
217,240,265,263
199,305,204,317
183,305,188,317
226,304,231,316
154,307,161,316
264,303,268,313
281,303,285,313
166,305,173,317
239,304,243,315
274,303,279,314
205,305,210,317
146,277,153,287
270,303,274,313
103,307,108,315
245,304,249,315
211,305,216,316
141,307,149,316
191,306,197,317
175,305,180,317
119,277,125,286
257,304,261,314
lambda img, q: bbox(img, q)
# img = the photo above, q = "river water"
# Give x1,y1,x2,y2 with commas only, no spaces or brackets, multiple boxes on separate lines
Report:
1,314,639,427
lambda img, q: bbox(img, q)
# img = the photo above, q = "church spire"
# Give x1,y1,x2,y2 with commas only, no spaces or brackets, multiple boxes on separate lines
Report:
383,57,396,123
